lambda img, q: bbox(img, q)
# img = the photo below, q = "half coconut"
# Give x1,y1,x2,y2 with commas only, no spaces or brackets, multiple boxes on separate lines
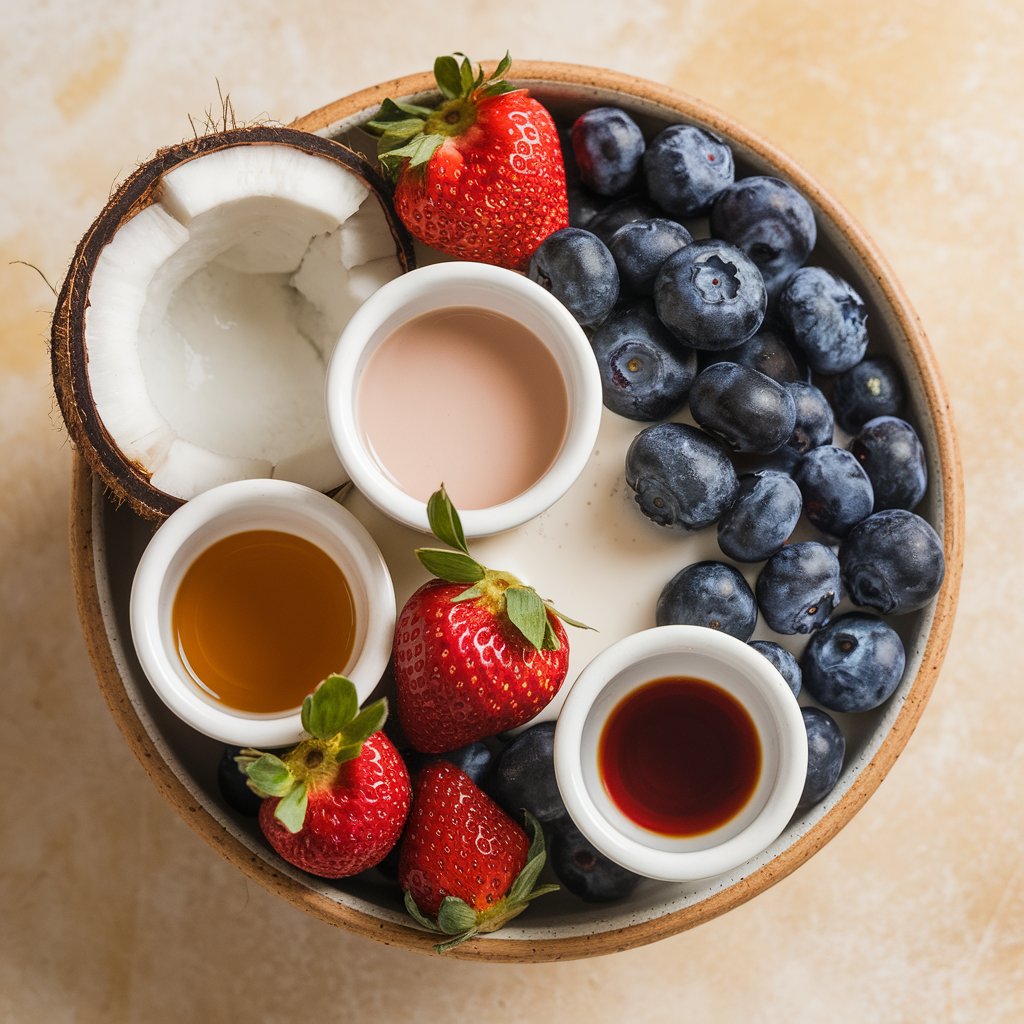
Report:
52,126,415,519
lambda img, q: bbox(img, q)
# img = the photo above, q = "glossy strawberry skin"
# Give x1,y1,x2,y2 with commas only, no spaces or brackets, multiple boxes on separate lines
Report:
399,762,529,916
393,91,569,270
393,579,570,753
258,732,410,878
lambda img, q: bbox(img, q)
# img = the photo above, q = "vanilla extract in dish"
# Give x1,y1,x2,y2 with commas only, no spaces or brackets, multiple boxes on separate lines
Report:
599,676,762,837
356,307,570,509
172,530,356,714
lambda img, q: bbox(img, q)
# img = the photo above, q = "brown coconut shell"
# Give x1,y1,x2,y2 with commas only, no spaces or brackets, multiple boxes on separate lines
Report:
51,125,416,520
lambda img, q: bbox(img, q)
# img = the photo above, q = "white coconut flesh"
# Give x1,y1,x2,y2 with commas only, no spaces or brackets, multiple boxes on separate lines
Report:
84,143,404,500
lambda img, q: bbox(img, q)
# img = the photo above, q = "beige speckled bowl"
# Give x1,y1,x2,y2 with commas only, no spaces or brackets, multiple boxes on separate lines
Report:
67,63,964,962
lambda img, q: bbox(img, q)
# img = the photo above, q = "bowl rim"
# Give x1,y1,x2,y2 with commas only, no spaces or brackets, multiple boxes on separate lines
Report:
67,60,965,962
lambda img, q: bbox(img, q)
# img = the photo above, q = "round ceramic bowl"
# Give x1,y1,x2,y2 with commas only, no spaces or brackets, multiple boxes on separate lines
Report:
129,479,395,748
68,63,963,962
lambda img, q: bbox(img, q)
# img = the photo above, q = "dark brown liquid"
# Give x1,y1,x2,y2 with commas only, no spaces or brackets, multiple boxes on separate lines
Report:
599,676,762,837
172,530,356,714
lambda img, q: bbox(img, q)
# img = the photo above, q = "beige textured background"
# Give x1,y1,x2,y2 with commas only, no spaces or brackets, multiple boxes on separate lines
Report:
2,1,1020,1020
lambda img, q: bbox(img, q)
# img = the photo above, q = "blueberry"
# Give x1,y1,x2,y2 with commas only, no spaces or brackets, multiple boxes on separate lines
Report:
590,303,697,420
571,107,646,197
793,445,874,538
528,227,619,327
567,184,604,229
839,509,945,614
778,267,868,374
588,196,663,246
625,422,739,530
709,176,817,298
644,124,735,217
799,707,845,807
689,362,797,453
217,746,263,816
832,354,907,434
608,218,693,295
849,416,927,512
801,613,906,712
656,560,758,641
490,723,567,824
749,640,802,698
755,541,841,634
432,742,493,787
654,240,767,350
703,327,808,384
718,471,802,562
549,818,643,902
786,382,833,456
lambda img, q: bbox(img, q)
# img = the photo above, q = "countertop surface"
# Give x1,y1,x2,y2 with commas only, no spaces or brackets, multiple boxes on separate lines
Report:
2,1,1020,1020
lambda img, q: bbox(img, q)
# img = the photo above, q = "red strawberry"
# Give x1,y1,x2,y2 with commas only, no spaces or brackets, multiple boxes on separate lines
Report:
367,52,568,269
399,761,557,952
239,675,410,878
393,487,588,752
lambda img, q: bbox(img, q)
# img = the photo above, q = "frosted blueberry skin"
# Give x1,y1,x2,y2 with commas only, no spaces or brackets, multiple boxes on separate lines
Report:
703,327,808,385
549,819,643,902
654,240,768,351
625,422,739,530
755,541,841,635
644,124,735,217
490,724,567,825
608,218,693,295
717,471,802,562
571,107,646,197
567,183,604,229
801,613,906,713
588,195,663,246
794,445,874,538
656,560,758,641
432,742,493,788
749,640,802,698
798,707,845,807
528,227,619,327
839,509,945,615
832,354,907,433
709,176,817,299
689,362,797,454
217,746,263,816
850,416,928,512
779,267,869,374
785,381,834,455
590,304,697,421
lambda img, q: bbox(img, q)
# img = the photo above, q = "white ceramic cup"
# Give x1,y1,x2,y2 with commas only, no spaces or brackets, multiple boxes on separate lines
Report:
554,626,808,882
129,479,395,747
325,262,603,538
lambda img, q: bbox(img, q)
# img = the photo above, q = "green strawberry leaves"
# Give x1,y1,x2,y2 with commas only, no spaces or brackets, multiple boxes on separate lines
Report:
367,52,521,181
240,675,389,834
415,485,591,652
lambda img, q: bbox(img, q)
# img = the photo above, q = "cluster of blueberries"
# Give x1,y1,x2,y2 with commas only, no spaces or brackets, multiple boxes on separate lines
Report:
217,723,640,904
528,107,946,825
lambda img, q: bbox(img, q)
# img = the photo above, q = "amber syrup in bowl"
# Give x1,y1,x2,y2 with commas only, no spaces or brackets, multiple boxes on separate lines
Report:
172,529,357,715
598,676,762,837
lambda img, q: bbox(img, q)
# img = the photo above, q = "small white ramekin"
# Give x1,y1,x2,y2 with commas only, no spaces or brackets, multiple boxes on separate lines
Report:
129,479,395,747
325,262,602,538
554,626,807,882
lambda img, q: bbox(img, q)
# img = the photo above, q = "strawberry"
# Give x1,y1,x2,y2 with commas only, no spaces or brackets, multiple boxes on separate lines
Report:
399,761,557,952
367,52,569,270
393,487,589,752
238,675,410,878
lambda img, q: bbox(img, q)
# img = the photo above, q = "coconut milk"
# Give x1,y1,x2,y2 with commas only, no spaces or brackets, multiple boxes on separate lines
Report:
356,307,570,509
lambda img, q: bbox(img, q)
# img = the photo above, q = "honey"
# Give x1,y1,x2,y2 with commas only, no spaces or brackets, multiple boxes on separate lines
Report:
599,676,762,837
171,530,356,714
